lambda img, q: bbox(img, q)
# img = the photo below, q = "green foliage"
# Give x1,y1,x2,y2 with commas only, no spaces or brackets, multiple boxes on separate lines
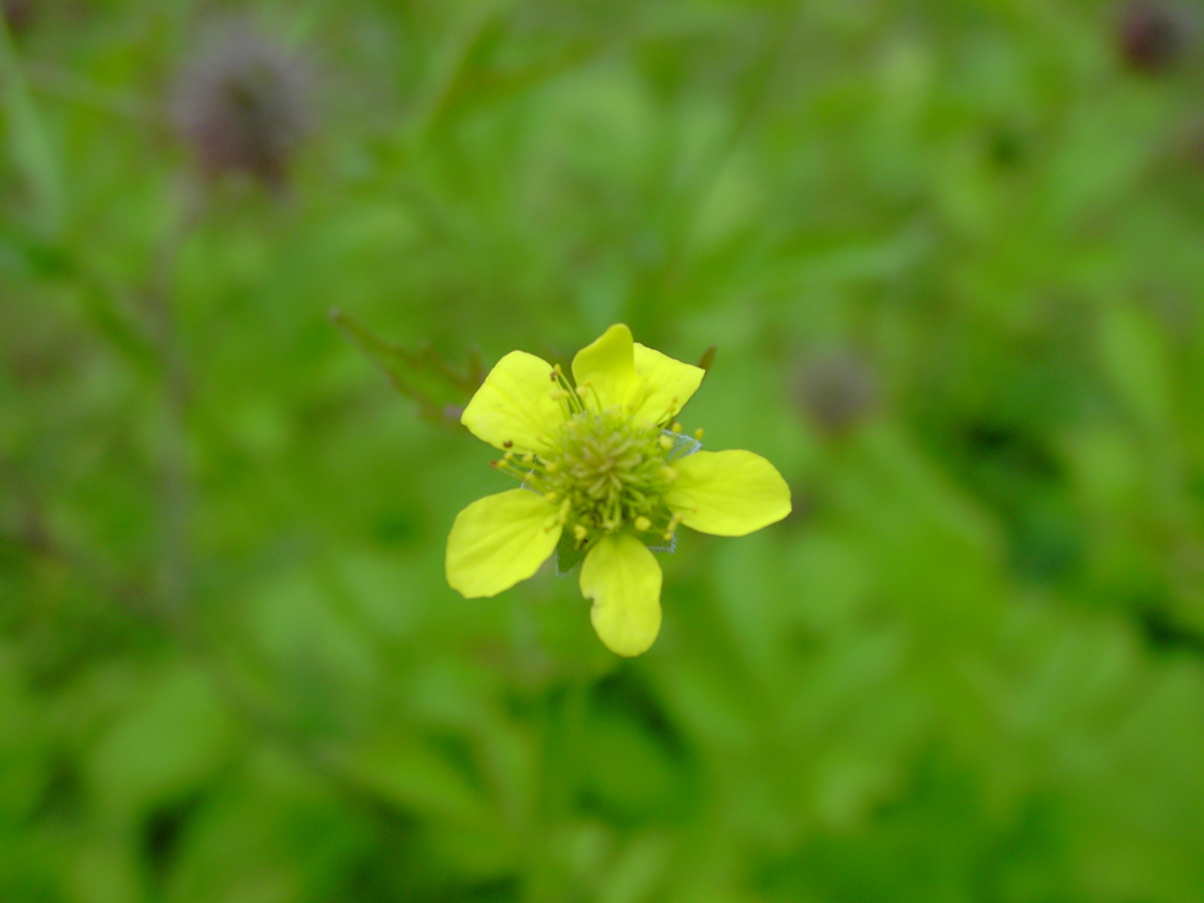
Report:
4,1,1204,900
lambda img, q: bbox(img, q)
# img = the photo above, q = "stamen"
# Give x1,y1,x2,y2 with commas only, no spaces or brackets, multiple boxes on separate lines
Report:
485,387,688,543
579,380,605,412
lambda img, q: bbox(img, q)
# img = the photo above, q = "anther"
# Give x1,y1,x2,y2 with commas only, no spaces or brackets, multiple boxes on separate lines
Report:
635,516,652,532
659,435,673,450
503,440,514,449
694,428,704,440
672,422,682,433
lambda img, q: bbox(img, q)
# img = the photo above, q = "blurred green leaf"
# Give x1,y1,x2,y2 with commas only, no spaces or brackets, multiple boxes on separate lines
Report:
0,16,65,237
87,666,235,822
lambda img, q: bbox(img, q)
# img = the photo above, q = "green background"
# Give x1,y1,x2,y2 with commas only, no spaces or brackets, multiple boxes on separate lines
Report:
4,1,1204,900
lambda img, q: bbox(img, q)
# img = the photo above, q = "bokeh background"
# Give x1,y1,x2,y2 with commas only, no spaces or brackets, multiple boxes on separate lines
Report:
5,1,1204,900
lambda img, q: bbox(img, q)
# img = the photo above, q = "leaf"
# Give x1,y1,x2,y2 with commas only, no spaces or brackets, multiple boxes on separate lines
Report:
0,16,65,237
87,666,234,822
330,307,483,425
333,738,490,829
1096,301,1174,438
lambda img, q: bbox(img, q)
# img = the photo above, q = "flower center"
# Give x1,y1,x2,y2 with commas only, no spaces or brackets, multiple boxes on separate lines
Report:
548,408,676,531
494,408,691,548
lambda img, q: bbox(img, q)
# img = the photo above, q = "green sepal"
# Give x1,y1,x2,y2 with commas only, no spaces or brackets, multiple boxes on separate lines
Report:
554,529,589,576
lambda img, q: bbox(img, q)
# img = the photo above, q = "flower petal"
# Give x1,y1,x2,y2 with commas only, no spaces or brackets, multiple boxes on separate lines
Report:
571,323,643,412
631,342,706,425
580,533,663,656
446,489,561,598
461,351,563,453
666,450,791,536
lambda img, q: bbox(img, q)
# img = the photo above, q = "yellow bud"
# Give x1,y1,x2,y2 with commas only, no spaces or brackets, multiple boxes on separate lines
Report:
635,516,652,532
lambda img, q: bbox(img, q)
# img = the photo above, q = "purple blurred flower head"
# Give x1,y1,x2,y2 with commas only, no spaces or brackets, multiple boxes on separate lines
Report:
2,0,34,34
1117,1,1193,72
791,349,879,438
171,20,312,187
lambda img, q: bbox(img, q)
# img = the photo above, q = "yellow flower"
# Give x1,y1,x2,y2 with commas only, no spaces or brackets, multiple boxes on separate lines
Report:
446,324,791,657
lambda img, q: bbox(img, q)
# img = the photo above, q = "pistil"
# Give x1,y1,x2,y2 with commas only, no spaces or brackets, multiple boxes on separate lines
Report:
490,403,687,549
